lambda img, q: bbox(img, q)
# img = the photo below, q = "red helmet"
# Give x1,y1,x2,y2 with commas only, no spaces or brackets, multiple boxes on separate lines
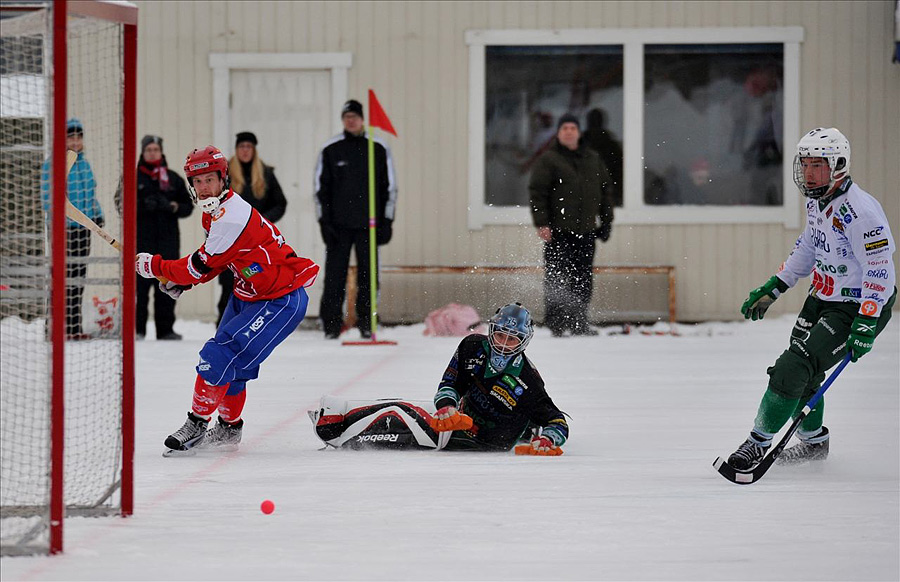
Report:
184,145,228,182
184,145,230,213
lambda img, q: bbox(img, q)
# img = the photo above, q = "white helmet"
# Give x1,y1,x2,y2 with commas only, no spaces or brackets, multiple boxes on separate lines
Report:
792,127,851,199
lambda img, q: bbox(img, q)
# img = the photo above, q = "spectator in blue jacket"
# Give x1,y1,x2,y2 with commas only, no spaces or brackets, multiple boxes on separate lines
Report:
41,118,104,339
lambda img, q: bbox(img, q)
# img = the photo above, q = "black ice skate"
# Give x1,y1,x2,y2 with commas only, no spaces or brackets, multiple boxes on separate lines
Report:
202,417,243,451
727,431,771,471
163,412,209,457
776,427,829,466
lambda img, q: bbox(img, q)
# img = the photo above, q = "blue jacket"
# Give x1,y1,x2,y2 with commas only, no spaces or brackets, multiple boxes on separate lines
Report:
41,151,104,228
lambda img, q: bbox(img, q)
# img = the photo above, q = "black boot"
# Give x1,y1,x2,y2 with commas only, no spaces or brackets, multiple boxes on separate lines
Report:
727,431,771,470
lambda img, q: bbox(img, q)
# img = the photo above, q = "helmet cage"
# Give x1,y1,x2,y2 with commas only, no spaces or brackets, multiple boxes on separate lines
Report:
792,128,850,199
184,146,230,214
487,303,534,357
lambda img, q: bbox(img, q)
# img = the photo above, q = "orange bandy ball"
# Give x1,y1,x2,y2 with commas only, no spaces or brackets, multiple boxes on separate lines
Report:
260,500,275,514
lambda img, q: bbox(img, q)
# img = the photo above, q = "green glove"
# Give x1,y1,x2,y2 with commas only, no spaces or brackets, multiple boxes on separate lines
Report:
741,275,789,321
848,314,877,362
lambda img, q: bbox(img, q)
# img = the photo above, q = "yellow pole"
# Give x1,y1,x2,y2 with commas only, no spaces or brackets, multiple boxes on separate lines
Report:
367,125,378,340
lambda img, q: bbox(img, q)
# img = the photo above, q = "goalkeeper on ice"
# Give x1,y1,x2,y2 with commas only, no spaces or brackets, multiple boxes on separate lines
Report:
311,303,569,455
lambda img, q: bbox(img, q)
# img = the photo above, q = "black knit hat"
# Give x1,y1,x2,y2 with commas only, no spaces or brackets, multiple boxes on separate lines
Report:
141,135,163,153
235,131,258,146
342,99,364,118
557,113,580,131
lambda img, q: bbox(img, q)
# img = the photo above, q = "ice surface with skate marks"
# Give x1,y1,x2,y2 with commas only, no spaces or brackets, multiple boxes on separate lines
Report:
2,316,898,581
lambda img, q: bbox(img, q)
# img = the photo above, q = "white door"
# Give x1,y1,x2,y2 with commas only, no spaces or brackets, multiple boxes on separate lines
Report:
230,70,332,317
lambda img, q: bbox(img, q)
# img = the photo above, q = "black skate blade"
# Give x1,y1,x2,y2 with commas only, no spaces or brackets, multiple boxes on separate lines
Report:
713,455,775,485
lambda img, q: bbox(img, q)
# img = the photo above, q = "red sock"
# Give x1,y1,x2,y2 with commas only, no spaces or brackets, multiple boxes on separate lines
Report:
191,375,228,419
218,390,247,424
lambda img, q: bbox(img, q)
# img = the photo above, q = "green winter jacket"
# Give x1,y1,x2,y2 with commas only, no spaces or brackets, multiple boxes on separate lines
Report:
528,140,614,235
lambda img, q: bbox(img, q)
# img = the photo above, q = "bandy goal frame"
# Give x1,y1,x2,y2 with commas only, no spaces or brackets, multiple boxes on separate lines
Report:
0,0,137,555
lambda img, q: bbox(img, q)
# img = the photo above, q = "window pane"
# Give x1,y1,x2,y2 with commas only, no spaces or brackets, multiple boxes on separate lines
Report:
644,44,783,206
485,45,624,208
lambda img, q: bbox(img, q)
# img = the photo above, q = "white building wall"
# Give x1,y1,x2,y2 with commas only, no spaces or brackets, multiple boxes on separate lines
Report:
134,1,900,323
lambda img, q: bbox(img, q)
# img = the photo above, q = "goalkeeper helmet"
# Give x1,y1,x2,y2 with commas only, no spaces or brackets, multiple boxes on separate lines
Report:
184,145,230,214
792,127,851,199
487,303,534,357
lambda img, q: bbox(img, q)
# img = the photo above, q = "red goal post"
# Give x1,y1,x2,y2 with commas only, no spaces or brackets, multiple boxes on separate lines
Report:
0,0,137,556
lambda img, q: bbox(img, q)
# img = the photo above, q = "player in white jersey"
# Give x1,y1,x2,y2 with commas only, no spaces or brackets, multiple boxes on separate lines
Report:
725,127,896,471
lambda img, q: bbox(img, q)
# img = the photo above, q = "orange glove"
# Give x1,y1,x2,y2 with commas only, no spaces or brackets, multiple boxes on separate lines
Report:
515,435,564,456
429,406,473,432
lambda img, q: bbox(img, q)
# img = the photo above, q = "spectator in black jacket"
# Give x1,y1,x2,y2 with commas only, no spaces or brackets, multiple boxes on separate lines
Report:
216,131,288,324
314,99,398,339
529,114,615,337
135,135,193,339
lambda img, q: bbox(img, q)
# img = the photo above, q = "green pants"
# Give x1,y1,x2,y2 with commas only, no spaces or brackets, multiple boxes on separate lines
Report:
755,289,896,434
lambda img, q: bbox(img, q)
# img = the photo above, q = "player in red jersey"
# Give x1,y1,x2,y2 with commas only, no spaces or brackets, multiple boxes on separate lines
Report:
135,145,319,456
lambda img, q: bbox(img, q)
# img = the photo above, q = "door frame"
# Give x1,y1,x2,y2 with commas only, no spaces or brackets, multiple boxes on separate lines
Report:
208,52,353,157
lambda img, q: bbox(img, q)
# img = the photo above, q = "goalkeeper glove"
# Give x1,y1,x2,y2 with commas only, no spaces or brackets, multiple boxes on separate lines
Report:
515,435,564,456
429,406,473,432
514,426,565,456
741,275,789,320
848,314,877,362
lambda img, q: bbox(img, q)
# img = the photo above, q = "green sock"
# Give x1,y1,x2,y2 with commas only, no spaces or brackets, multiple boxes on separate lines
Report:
796,397,825,433
753,389,799,434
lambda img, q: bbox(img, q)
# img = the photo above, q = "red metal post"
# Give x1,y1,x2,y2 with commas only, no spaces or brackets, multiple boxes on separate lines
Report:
49,0,68,555
120,21,137,518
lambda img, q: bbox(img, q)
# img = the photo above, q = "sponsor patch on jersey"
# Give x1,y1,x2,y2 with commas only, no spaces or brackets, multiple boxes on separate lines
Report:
864,226,884,238
864,281,886,292
864,239,889,251
831,217,844,233
212,207,226,221
840,288,861,298
241,263,263,278
490,385,517,410
825,206,833,218
860,300,878,316
187,260,203,280
812,271,834,296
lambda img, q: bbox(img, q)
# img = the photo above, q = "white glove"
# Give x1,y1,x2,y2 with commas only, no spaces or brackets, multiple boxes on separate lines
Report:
135,253,158,279
159,280,190,300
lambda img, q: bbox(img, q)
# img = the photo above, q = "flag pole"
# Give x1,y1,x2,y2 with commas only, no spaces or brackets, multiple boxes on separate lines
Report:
367,124,379,340
342,89,397,346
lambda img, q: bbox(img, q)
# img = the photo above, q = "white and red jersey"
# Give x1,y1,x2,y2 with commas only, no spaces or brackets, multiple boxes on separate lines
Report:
157,191,319,301
777,180,895,318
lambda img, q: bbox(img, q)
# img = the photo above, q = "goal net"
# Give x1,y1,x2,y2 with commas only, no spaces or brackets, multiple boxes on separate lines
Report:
0,1,136,555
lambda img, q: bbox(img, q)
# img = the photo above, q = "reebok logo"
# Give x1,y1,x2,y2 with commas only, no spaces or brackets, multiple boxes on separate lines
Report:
357,434,399,443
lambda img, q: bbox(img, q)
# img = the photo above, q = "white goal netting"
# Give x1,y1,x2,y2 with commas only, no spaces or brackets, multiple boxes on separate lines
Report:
1,5,129,555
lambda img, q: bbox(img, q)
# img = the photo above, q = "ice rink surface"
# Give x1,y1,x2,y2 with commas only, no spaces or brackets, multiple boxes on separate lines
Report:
3,315,898,581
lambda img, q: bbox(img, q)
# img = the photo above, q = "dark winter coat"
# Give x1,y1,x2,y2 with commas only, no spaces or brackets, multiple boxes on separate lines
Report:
135,156,192,258
529,139,614,236
433,334,568,451
234,161,287,223
314,131,397,231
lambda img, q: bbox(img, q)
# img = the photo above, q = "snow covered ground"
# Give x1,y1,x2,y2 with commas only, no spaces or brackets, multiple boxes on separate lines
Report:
2,314,898,581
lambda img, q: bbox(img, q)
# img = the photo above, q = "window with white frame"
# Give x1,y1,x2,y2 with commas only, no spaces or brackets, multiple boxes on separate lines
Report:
466,28,803,229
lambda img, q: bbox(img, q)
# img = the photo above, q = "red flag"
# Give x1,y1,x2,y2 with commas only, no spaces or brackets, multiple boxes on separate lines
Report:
368,89,397,137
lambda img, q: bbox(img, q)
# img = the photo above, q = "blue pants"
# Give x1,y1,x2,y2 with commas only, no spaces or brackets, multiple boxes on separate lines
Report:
197,287,308,393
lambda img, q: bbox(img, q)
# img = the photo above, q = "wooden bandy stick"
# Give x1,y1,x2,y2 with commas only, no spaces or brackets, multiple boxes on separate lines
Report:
63,150,168,283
